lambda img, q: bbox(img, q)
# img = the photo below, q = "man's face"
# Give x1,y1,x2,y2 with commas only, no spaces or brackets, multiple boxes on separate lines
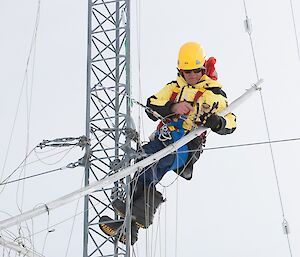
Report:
181,68,203,85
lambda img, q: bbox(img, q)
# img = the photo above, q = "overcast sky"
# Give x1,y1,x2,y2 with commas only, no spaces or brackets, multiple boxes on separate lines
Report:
1,0,300,257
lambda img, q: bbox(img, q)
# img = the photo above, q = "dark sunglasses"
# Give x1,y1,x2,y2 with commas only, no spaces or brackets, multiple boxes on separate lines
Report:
181,67,206,74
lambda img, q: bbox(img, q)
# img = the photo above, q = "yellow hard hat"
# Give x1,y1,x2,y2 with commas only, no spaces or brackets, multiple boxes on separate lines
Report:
177,42,206,70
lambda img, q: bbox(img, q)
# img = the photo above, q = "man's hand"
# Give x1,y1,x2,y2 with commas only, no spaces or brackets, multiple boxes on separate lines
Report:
201,114,223,132
170,102,194,115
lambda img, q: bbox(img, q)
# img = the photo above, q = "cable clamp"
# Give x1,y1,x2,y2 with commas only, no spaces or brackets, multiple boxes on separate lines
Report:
282,219,290,235
244,16,252,34
158,124,172,142
66,162,80,169
77,136,90,149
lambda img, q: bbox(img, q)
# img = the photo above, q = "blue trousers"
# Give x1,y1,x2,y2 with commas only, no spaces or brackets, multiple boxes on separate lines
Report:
137,136,188,186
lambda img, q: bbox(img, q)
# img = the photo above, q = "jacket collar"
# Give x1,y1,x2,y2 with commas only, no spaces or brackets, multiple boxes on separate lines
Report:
176,74,223,89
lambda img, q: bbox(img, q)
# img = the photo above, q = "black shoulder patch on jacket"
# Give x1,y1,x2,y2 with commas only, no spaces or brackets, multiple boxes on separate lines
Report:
166,80,178,86
206,87,227,97
146,96,173,121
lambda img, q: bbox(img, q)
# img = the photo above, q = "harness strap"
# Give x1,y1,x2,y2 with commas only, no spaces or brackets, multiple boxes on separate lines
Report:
170,84,205,106
193,89,204,104
170,86,180,102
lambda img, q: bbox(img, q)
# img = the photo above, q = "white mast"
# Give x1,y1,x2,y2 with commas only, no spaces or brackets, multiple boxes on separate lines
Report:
0,79,263,232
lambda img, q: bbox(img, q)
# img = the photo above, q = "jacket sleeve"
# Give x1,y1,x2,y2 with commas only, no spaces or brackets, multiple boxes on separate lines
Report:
216,112,237,135
146,83,177,121
202,87,237,135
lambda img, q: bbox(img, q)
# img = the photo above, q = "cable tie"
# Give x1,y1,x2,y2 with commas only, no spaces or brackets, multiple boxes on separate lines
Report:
44,204,50,215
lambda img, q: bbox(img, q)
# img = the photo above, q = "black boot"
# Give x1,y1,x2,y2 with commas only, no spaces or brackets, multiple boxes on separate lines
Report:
132,185,164,228
99,215,139,245
113,183,164,229
112,182,143,218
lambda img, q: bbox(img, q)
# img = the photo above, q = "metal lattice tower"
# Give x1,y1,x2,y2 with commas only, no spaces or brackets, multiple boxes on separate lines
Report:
83,0,132,256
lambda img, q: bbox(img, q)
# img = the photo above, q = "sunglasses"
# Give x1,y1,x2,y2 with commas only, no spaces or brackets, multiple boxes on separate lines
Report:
181,67,206,74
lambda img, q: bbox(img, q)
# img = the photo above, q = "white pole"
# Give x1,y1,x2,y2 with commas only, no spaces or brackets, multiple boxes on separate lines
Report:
219,79,263,116
0,79,263,231
0,237,45,257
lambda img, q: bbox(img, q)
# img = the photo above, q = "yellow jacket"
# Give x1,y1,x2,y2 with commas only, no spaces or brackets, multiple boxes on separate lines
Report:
146,73,236,135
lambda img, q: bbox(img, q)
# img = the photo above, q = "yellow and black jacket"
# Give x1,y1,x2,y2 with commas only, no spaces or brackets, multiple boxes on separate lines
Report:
146,73,236,135
146,73,237,180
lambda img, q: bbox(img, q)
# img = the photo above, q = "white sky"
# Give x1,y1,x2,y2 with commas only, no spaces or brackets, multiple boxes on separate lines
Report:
1,0,300,257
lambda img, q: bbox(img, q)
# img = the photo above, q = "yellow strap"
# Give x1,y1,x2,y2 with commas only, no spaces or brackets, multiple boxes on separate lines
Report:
168,126,176,131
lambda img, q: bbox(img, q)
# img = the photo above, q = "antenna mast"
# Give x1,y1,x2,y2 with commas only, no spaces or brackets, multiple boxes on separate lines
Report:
83,0,132,256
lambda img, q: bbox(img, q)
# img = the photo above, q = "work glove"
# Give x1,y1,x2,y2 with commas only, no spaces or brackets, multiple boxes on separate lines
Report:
201,114,223,132
199,102,224,132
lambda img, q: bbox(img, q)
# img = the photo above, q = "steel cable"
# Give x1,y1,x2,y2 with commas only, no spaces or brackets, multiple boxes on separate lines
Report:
242,1,293,255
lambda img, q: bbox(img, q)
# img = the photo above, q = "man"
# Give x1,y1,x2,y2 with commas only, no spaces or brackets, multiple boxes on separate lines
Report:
113,42,236,231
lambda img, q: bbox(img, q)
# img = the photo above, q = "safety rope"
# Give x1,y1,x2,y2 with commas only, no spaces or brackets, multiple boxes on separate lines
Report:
132,1,158,250
242,1,293,256
164,187,167,257
94,85,165,122
64,173,85,257
150,185,155,257
153,204,163,257
174,174,179,257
